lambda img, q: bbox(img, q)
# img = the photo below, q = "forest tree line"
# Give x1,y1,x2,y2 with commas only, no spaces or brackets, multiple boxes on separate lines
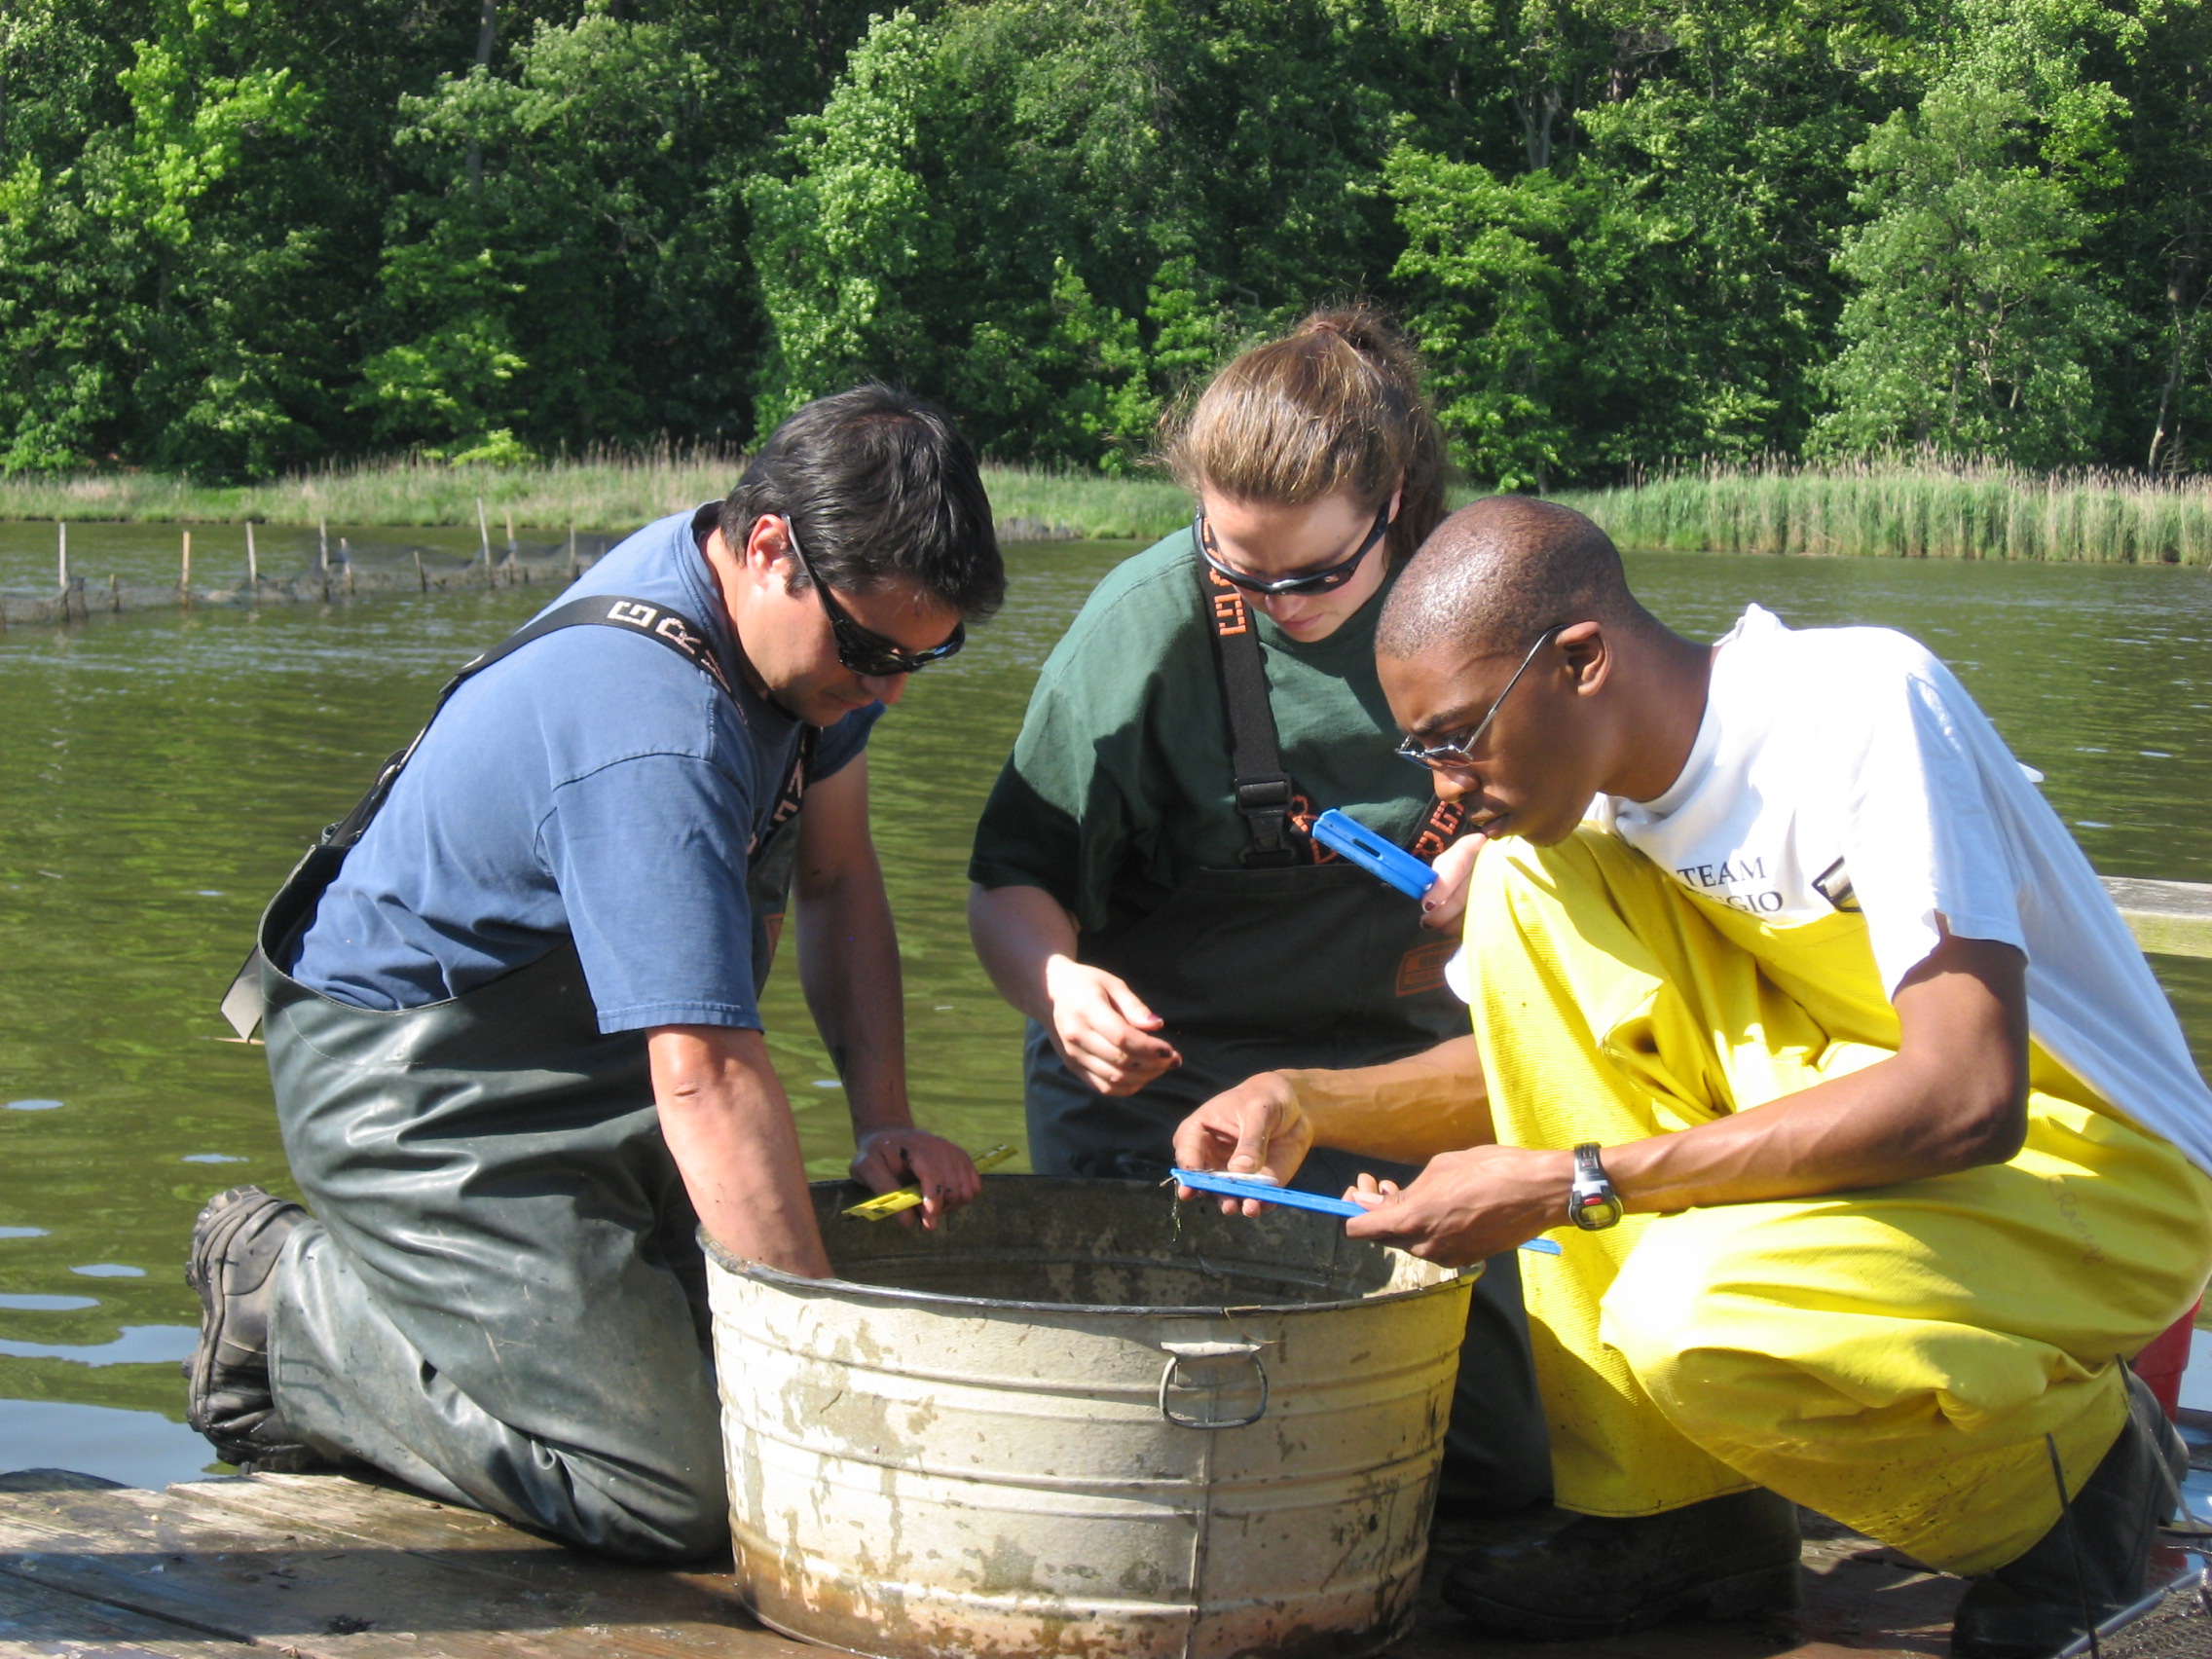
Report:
2,0,2206,488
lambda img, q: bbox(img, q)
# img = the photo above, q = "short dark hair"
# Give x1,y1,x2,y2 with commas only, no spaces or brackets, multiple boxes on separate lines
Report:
720,385,1006,620
1380,497,1645,659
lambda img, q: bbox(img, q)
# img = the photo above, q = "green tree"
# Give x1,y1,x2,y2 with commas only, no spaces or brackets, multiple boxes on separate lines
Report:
747,9,945,435
1814,81,2126,466
1386,3,1894,485
1388,145,1582,490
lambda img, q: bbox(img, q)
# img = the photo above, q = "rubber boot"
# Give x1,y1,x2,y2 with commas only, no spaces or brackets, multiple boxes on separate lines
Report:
1441,1487,1802,1641
184,1186,326,1471
1950,1370,2189,1659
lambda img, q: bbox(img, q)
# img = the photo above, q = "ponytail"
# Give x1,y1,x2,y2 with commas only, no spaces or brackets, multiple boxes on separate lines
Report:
1161,304,1448,563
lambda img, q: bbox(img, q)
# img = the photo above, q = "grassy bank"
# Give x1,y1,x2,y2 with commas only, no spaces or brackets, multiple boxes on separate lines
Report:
1559,463,2212,565
0,454,1193,542
6,456,2209,563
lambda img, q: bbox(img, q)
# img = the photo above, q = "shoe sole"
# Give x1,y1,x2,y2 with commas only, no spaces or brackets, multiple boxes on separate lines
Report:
182,1186,297,1441
1447,1561,1801,1642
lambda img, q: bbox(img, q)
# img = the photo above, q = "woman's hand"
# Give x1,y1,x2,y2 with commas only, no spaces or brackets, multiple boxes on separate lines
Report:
1171,1071,1315,1213
1419,831,1489,933
1043,958,1182,1095
850,1127,983,1231
1344,1171,1401,1208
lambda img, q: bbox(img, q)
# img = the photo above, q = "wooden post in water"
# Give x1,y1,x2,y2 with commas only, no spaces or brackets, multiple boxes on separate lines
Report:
476,498,492,575
179,532,192,610
568,524,578,577
318,519,330,572
56,521,68,594
504,509,517,576
245,523,259,597
414,550,427,592
109,573,121,613
341,536,355,595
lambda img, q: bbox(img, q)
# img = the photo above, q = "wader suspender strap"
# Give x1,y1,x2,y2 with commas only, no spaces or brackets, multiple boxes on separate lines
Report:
218,595,814,1037
1198,561,1299,868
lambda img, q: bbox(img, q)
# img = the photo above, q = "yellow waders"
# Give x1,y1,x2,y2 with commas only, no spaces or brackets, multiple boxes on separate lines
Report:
1465,829,2212,1574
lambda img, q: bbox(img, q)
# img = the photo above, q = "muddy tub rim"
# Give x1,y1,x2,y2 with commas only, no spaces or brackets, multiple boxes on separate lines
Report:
699,1172,1475,1319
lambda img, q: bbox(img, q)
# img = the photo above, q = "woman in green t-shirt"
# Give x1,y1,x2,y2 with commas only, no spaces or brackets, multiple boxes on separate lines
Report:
967,308,1547,1508
968,307,1486,1179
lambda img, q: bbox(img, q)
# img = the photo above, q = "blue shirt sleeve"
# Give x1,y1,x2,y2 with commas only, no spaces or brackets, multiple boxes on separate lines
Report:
537,751,763,1033
812,702,883,782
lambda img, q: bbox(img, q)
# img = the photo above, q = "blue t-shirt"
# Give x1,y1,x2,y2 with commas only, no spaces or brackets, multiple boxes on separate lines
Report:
289,505,881,1033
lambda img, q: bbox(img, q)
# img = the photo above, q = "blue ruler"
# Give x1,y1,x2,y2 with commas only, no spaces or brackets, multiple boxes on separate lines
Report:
1172,1169,1564,1256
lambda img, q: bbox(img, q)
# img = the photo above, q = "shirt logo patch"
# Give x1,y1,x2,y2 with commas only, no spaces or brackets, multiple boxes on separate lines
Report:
1396,940,1456,997
1674,855,1787,914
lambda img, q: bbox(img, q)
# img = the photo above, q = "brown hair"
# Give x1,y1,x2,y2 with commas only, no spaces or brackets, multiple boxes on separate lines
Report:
1161,305,1448,564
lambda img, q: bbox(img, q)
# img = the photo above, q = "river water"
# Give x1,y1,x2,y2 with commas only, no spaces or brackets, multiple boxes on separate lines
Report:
2,536,2210,1486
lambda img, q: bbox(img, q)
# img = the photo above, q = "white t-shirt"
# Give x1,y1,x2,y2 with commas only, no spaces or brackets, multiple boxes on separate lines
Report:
1487,604,2212,1174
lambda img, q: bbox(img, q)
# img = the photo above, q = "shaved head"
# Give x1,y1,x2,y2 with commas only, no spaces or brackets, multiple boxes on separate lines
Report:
1379,497,1645,660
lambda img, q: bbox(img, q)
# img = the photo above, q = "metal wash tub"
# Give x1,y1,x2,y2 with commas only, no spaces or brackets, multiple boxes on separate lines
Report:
705,1175,1474,1659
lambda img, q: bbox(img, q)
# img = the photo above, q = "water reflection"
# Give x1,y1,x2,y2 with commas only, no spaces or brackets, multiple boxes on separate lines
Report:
1,539,2208,1484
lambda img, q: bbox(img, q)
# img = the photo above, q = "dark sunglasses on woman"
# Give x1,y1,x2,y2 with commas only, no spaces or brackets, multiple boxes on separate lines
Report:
1193,499,1393,597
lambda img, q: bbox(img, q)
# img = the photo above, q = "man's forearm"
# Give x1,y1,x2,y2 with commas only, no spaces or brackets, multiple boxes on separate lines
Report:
795,861,911,1134
649,1025,831,1277
1282,1035,1495,1164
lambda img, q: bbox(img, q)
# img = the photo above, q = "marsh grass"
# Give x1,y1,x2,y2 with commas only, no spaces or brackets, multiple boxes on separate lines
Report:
1558,461,2212,565
0,451,1194,542
8,453,2207,563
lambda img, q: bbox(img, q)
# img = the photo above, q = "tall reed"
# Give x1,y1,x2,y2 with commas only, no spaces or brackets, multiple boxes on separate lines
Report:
8,452,2207,562
1556,461,2212,565
0,450,1193,543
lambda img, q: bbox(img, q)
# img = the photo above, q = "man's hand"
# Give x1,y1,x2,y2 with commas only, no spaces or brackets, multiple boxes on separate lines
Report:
851,1126,982,1231
1342,1145,1571,1266
1043,958,1182,1095
1419,831,1488,933
1171,1071,1315,1214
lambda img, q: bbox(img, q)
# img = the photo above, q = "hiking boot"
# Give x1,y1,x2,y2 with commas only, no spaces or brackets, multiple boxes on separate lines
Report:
183,1186,322,1471
1951,1370,2189,1659
1441,1487,1801,1641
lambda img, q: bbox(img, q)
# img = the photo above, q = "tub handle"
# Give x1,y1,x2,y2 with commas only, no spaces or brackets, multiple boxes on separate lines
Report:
1157,1341,1269,1430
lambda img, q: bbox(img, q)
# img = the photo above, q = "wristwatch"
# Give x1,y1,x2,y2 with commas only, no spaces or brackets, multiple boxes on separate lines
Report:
1567,1143,1625,1231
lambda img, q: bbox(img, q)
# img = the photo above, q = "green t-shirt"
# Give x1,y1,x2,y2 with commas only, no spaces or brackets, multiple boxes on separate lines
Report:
969,531,1445,935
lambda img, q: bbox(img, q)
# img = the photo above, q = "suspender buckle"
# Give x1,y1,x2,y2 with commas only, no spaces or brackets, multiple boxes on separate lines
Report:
1235,774,1299,866
1234,776,1292,815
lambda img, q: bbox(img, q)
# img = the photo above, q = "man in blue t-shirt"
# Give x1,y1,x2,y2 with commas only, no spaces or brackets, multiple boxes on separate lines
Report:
181,387,1006,1563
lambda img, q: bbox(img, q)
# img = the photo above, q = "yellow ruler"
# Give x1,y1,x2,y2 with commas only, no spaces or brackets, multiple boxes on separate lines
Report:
843,1143,1018,1220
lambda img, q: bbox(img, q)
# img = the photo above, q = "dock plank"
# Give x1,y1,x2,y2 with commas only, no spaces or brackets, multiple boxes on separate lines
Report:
0,1571,243,1659
0,1467,2005,1659
168,1473,773,1637
2104,875,2212,959
0,1470,805,1659
1396,1510,1958,1659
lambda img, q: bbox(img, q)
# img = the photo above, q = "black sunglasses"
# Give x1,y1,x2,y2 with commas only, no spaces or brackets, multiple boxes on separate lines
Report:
1395,625,1565,771
1193,499,1393,597
782,516,964,678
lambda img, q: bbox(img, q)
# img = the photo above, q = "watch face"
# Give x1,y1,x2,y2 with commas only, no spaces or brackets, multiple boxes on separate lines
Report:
1569,1190,1624,1231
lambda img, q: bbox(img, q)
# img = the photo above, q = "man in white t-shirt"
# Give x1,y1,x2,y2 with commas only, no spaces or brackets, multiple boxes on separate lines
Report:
1170,497,2212,1658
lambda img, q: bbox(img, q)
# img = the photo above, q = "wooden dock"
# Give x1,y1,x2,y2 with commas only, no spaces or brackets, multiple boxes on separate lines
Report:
4,1454,2199,1659
2105,875,2212,960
